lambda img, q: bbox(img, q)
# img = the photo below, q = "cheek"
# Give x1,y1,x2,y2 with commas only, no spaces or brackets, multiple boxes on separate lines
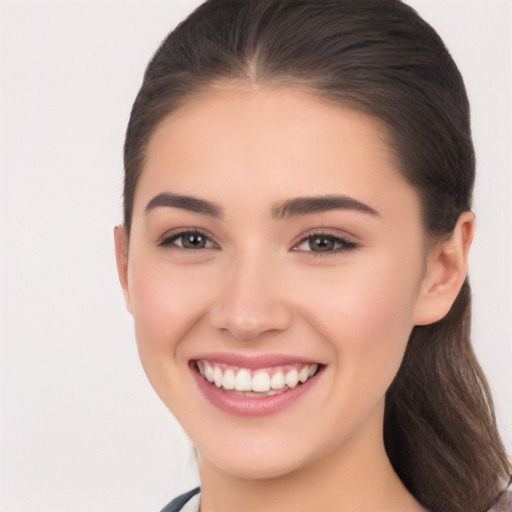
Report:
127,253,214,355
299,249,423,382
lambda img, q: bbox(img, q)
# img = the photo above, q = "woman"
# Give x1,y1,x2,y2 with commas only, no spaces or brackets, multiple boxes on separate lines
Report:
114,0,511,510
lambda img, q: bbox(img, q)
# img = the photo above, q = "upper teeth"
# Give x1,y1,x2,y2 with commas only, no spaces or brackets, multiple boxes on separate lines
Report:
197,360,319,394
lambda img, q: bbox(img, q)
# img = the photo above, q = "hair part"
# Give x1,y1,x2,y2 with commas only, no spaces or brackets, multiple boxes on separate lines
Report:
123,1,511,509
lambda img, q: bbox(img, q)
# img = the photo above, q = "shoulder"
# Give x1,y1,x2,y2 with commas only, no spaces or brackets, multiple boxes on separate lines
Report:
160,487,201,512
488,479,512,512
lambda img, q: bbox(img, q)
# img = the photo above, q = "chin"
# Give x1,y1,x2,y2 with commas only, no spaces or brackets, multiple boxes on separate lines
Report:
196,434,326,482
204,452,309,481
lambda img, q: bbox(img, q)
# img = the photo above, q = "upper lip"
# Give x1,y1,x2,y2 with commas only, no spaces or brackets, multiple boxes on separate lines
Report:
190,352,322,369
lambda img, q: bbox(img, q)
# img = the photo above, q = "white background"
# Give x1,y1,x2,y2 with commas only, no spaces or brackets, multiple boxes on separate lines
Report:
0,1,511,511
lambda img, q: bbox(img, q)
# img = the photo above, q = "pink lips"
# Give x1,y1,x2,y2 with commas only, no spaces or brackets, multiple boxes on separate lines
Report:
190,353,323,417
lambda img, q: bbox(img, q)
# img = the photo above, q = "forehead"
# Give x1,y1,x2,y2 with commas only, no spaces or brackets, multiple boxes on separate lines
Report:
135,85,420,222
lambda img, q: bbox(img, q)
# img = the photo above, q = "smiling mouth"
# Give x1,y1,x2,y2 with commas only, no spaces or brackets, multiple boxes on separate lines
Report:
193,360,322,397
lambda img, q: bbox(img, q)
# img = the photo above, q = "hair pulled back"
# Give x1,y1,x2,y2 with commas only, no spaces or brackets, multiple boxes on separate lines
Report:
123,1,510,510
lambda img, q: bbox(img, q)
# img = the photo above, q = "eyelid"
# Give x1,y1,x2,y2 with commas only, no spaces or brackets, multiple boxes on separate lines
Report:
156,227,357,253
292,230,359,254
158,228,219,249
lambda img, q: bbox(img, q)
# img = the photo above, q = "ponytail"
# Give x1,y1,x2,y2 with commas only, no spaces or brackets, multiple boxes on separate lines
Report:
385,280,510,510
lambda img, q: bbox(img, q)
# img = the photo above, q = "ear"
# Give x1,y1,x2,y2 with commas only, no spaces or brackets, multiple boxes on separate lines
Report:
114,225,132,314
413,211,475,326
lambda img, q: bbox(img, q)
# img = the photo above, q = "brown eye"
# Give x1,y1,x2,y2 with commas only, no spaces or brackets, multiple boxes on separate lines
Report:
160,230,216,250
294,233,357,254
181,233,207,249
308,236,336,252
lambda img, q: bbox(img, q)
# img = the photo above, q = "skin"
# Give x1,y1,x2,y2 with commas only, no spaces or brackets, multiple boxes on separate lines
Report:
115,85,474,511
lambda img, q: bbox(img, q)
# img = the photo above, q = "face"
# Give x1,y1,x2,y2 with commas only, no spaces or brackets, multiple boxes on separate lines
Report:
117,86,432,480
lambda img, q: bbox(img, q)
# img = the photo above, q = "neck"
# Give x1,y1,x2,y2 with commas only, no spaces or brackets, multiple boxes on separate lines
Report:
197,403,425,512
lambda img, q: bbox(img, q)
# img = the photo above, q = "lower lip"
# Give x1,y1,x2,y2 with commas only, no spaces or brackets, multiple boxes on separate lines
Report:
191,364,322,417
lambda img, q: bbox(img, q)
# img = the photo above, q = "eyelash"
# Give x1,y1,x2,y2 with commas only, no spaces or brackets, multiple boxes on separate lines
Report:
159,230,219,250
293,232,358,255
159,229,358,255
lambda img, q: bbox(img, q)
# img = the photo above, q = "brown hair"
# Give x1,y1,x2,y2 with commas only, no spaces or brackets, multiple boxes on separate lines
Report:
123,1,511,510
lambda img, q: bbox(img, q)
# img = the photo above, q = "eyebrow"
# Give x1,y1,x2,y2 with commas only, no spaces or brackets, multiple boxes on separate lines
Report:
145,192,379,220
271,195,380,220
145,193,223,218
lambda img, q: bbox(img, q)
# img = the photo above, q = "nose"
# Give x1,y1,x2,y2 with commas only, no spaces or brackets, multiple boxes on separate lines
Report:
208,251,293,341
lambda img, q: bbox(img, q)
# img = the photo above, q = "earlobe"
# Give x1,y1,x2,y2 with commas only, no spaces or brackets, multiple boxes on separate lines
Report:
113,225,132,314
413,211,475,326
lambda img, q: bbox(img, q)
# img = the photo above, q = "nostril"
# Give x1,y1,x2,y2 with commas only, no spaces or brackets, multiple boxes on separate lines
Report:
209,303,293,341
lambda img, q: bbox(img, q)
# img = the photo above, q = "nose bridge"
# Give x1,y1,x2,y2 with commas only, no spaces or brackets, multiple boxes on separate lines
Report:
209,245,292,341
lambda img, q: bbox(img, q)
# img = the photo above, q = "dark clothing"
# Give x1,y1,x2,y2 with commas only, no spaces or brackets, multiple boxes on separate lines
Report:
160,487,200,512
